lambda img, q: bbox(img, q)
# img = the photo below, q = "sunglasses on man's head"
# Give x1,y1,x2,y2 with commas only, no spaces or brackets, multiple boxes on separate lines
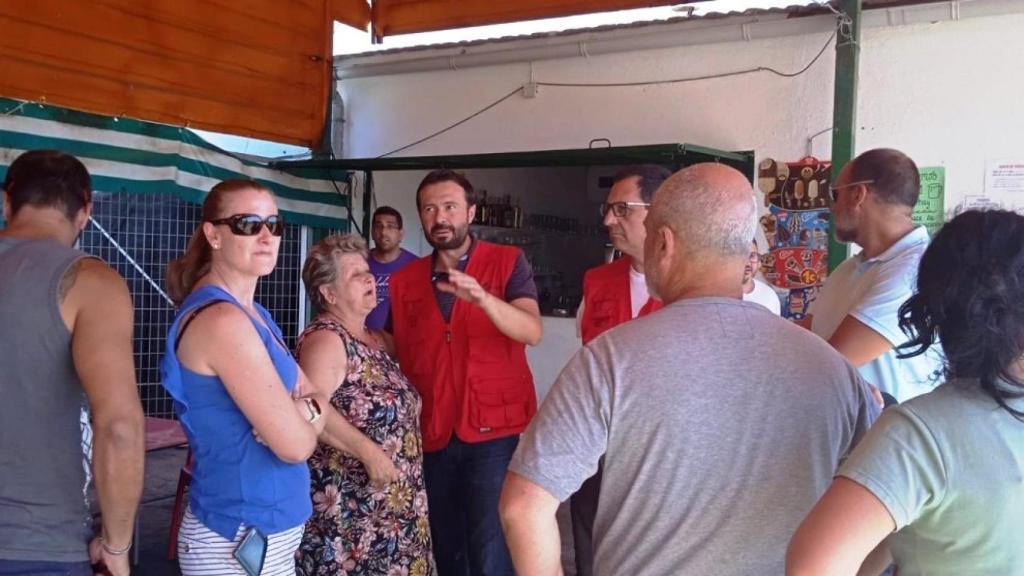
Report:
208,214,284,236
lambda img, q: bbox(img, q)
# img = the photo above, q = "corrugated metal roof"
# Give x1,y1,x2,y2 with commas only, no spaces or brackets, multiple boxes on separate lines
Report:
337,0,934,60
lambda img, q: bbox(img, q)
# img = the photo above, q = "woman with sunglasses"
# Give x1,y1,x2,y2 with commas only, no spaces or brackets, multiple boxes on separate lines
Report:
787,209,1024,575
294,234,435,576
162,179,327,575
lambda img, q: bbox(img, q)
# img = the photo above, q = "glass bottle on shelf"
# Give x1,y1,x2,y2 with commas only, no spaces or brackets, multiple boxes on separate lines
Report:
477,189,489,225
503,194,515,228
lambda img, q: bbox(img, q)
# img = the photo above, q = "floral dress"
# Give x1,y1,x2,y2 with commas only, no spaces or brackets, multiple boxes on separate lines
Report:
295,319,435,576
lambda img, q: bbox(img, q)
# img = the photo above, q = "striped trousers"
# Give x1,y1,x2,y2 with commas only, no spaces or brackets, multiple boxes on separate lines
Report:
178,507,304,576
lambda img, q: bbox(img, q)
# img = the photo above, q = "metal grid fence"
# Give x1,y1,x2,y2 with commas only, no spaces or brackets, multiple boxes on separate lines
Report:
80,191,334,418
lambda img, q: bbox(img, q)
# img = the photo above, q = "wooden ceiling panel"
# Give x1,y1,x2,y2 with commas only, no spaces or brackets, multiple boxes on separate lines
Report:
0,0,339,147
332,0,372,29
372,0,702,37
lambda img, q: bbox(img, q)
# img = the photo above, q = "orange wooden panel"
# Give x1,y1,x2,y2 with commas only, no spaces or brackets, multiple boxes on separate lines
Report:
331,0,371,29
0,0,334,147
372,0,704,36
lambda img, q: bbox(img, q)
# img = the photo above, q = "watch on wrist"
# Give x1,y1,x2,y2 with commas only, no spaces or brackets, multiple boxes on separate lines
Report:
304,397,322,424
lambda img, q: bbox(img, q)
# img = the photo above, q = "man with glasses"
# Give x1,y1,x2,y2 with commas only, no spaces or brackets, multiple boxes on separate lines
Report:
571,164,670,576
743,240,782,315
366,206,418,330
0,150,144,576
806,148,941,403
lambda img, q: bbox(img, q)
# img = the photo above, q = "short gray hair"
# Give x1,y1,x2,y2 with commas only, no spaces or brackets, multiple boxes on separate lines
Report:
302,233,369,309
650,164,756,260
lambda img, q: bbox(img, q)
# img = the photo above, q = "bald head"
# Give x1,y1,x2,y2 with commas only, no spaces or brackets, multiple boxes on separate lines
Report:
643,163,756,303
650,163,756,260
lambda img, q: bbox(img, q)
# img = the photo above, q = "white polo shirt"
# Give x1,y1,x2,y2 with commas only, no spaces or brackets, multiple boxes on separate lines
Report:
810,226,942,402
743,278,782,315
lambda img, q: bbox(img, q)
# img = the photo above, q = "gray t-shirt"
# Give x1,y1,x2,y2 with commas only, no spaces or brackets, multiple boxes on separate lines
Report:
510,297,878,576
839,381,1024,576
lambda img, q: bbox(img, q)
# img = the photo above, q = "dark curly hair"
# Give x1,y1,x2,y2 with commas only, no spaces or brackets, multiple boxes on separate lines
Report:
897,209,1024,420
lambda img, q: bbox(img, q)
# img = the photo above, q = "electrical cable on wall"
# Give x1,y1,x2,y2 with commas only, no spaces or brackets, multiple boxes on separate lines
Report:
538,29,836,87
374,16,841,158
377,86,522,158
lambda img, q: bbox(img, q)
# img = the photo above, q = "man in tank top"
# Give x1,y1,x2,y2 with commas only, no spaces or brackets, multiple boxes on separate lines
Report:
0,150,144,576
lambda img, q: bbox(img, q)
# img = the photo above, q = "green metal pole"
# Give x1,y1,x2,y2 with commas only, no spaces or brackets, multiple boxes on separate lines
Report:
828,0,861,272
362,170,373,241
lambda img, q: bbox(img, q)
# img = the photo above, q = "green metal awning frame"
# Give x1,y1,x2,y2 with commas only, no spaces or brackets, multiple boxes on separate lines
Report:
274,143,755,237
829,0,861,272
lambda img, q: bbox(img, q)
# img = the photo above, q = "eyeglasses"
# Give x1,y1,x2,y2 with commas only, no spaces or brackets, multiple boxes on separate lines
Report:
208,214,284,236
600,201,650,218
829,180,875,203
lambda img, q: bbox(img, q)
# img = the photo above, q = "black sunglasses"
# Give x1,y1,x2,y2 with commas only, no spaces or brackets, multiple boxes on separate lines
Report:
209,214,284,237
829,179,875,203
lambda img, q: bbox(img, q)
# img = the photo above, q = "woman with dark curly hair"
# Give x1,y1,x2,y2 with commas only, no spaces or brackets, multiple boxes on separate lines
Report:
787,209,1024,575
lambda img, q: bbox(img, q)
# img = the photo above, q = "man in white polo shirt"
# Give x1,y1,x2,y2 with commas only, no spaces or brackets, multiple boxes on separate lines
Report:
743,240,781,315
806,148,941,403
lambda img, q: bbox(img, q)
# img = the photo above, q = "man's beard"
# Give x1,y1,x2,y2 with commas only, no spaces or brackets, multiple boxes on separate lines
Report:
427,223,469,250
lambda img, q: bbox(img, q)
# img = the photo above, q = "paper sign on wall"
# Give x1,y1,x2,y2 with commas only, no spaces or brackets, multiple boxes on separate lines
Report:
986,162,1024,196
985,161,1024,213
960,195,1002,211
913,167,945,235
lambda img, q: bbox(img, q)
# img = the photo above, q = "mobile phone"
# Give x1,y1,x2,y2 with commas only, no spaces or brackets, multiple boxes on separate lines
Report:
432,271,450,284
232,527,267,576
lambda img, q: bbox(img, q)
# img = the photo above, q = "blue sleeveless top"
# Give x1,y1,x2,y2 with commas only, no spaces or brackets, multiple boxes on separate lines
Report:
160,285,311,539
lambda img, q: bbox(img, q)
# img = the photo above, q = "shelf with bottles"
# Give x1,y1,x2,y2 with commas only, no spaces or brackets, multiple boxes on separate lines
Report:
474,189,603,238
475,190,524,229
470,224,536,246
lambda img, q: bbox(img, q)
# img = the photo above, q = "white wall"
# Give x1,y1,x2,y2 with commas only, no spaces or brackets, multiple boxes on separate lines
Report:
338,5,1024,218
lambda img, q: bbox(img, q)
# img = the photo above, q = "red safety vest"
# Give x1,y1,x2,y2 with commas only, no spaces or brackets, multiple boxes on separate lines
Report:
390,241,537,452
580,257,663,344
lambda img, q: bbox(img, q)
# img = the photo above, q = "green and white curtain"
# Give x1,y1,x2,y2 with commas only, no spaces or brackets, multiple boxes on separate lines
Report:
0,97,350,229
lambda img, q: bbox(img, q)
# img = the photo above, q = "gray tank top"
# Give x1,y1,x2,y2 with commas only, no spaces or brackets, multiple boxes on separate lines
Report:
0,237,95,562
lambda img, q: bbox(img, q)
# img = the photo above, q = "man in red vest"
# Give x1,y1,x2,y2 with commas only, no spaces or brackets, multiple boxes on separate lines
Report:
389,169,542,576
572,164,671,576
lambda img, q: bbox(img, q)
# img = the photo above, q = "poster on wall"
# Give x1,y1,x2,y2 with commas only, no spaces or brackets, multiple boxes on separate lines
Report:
985,161,1024,211
913,167,945,236
758,156,831,321
960,195,1002,211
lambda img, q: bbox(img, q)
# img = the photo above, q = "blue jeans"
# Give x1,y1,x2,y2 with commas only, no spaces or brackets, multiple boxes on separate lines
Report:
423,435,518,576
0,559,92,576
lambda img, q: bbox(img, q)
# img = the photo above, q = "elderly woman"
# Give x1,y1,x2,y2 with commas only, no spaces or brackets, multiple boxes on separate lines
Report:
162,179,326,575
295,234,435,576
787,209,1024,575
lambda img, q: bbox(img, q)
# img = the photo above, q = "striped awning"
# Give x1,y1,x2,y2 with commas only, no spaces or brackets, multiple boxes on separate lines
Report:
0,98,351,229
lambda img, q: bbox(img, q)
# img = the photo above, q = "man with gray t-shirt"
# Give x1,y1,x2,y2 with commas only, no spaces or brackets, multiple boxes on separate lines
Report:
499,164,879,576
